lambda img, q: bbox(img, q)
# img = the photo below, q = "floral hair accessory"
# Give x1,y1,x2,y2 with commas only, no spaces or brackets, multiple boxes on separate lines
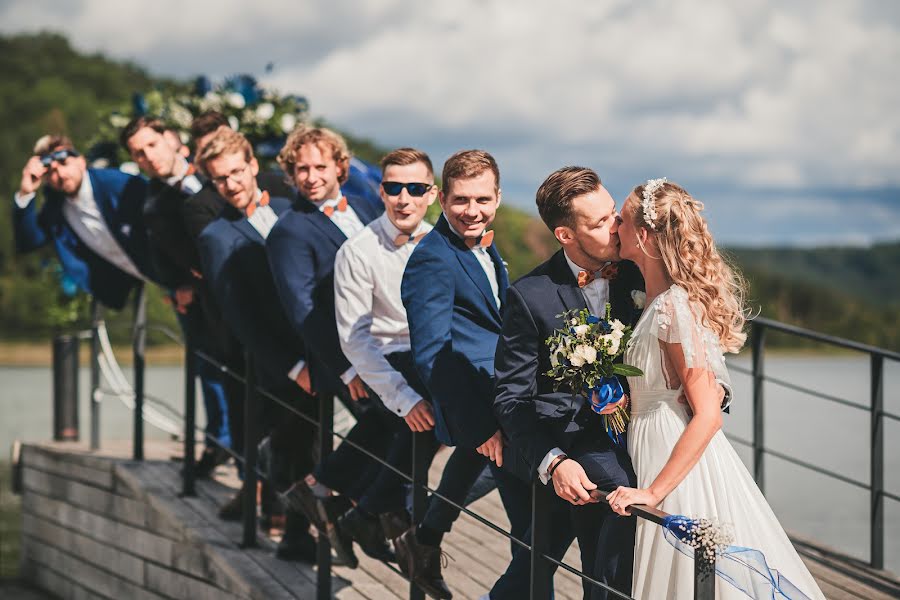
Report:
642,177,667,230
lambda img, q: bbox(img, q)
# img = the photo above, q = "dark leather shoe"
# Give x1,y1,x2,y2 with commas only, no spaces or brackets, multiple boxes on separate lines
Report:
195,446,229,479
339,508,396,563
318,496,358,569
279,482,325,533
395,529,453,599
275,531,317,563
218,490,244,522
379,509,411,541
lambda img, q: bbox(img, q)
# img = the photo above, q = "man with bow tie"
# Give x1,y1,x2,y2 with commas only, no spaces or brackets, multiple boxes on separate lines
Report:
492,167,644,600
121,116,234,477
12,134,155,309
195,128,318,562
266,126,401,565
399,150,536,599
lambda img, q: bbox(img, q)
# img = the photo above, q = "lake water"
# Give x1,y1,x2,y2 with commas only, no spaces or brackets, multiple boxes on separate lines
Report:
1,354,899,574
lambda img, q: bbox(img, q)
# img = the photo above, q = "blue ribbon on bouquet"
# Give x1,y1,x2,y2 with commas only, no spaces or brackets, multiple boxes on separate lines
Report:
661,515,813,600
585,376,625,445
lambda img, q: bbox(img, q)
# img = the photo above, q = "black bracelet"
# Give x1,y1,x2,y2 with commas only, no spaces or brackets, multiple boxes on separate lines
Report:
548,455,570,480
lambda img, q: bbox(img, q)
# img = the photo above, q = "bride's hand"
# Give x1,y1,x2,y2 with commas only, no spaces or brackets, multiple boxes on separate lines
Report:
605,486,660,516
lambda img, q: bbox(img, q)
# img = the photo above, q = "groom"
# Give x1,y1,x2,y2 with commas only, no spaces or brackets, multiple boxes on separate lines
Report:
493,167,643,600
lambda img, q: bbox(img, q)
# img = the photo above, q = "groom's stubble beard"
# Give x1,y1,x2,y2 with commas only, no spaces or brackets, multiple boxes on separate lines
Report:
574,230,622,267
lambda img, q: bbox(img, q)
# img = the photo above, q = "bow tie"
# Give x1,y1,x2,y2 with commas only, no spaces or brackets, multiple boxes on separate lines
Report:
577,263,619,288
394,231,426,247
464,229,494,250
245,191,270,218
322,196,348,217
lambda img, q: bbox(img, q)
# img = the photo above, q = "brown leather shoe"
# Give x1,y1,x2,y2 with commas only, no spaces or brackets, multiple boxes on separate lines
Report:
394,529,453,599
279,481,326,533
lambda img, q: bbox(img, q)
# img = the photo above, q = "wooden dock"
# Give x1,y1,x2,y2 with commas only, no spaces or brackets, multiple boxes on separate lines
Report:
15,440,900,600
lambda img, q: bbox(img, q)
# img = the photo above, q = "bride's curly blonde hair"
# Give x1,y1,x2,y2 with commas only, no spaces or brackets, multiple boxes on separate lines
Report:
632,181,747,353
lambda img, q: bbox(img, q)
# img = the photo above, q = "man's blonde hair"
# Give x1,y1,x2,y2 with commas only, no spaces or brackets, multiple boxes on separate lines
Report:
277,125,351,184
195,128,254,175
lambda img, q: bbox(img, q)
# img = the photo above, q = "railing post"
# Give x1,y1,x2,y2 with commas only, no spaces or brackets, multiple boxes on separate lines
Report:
241,351,259,547
870,353,884,569
316,394,334,600
751,321,766,494
409,432,428,600
693,547,715,599
52,333,80,441
132,285,146,461
530,481,552,600
182,341,197,497
89,300,102,450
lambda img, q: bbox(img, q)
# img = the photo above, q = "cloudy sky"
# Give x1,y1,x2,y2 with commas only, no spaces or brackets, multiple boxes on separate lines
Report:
3,0,899,246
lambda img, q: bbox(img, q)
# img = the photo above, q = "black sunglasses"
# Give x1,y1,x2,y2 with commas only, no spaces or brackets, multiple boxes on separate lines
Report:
381,181,433,197
40,149,80,167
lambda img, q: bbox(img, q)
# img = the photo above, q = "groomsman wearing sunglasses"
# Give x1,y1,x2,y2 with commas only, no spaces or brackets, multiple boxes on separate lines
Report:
194,127,318,562
267,126,400,564
12,134,154,309
120,116,233,478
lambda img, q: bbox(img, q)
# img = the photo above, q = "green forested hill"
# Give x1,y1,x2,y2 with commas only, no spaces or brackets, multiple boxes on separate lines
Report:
1,32,897,351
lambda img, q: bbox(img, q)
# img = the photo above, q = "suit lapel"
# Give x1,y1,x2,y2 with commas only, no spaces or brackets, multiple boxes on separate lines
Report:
550,250,588,313
297,197,347,249
437,217,501,321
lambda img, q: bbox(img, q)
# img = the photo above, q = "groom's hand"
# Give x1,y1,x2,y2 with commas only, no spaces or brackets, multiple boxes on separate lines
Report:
476,430,504,467
552,458,597,506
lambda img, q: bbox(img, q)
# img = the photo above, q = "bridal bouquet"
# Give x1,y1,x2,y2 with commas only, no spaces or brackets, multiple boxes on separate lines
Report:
544,305,643,444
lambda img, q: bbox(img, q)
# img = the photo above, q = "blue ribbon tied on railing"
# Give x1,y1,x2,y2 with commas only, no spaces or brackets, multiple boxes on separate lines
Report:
585,376,625,444
661,515,813,600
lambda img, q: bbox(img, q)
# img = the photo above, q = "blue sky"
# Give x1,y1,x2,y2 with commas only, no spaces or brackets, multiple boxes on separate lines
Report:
3,0,899,246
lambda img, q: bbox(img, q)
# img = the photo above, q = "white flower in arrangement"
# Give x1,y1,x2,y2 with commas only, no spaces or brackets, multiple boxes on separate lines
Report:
109,114,129,128
570,344,597,366
228,115,240,131
255,102,276,120
573,324,590,338
570,318,579,326
631,290,646,309
550,344,564,367
169,104,194,129
225,92,246,109
280,112,297,133
606,336,621,355
610,320,626,335
200,91,223,111
119,161,141,176
179,131,190,145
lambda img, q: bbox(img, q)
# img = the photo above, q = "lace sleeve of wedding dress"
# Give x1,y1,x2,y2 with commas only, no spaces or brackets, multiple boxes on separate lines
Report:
653,285,731,387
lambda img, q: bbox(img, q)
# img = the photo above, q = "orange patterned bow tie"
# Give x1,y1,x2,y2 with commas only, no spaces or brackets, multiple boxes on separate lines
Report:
394,232,426,247
578,263,618,287
464,229,494,249
323,196,348,217
245,190,270,218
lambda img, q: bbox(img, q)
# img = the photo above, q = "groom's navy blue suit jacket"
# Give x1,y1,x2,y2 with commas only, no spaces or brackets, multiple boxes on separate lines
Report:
12,168,154,309
266,193,383,392
493,249,644,482
197,195,306,387
401,214,510,449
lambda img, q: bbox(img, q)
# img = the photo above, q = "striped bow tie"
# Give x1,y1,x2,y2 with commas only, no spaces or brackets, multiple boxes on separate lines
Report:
394,232,426,247
245,191,270,218
323,196,348,217
464,230,494,249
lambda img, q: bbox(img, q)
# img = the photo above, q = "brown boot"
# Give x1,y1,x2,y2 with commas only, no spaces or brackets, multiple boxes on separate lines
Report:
394,529,453,599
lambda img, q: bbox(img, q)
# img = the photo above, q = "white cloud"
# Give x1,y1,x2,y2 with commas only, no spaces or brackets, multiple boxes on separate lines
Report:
2,0,898,243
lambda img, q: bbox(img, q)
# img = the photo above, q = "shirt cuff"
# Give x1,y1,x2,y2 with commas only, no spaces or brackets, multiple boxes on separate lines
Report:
386,386,424,418
340,366,357,385
538,447,566,485
14,191,36,208
287,359,306,382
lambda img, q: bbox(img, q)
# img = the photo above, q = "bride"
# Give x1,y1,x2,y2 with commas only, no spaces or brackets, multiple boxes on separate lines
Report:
605,179,825,599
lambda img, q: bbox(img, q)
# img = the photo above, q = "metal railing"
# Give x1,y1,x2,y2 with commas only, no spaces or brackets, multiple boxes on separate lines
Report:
68,309,900,598
730,317,900,571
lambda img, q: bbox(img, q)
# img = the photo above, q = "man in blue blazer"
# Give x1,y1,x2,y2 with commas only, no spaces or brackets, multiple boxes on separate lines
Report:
266,126,401,563
194,128,318,562
400,150,534,599
12,135,154,309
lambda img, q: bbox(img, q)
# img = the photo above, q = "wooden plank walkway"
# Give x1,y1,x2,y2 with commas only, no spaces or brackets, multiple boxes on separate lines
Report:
25,440,900,600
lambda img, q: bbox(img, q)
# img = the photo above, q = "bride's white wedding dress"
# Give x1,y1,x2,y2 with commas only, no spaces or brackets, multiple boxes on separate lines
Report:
624,284,825,599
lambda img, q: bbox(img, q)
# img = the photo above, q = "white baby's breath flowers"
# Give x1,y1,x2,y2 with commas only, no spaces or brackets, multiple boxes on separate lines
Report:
676,518,735,569
631,290,646,309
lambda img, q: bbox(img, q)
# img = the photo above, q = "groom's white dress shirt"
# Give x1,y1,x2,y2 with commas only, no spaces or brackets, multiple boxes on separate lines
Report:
16,175,145,282
537,251,611,485
334,214,433,416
